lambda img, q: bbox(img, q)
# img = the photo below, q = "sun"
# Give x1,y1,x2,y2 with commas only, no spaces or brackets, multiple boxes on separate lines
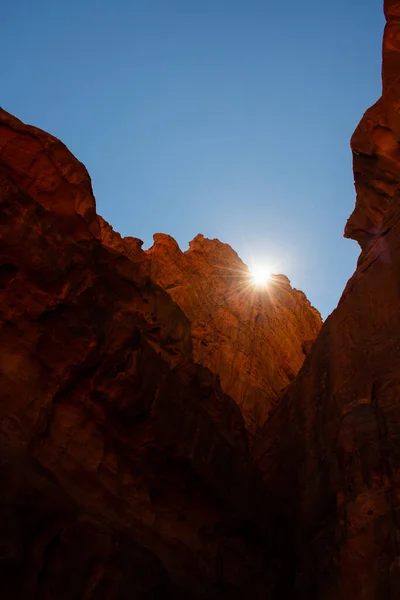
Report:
249,264,273,287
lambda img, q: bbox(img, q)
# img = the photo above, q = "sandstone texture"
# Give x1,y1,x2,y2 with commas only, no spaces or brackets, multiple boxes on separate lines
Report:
1,1,397,597
0,108,275,599
146,234,321,440
100,228,321,441
256,2,400,598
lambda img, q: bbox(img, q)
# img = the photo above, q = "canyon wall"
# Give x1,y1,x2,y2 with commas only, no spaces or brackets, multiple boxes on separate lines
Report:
0,108,275,599
100,225,321,441
256,2,400,598
0,1,395,597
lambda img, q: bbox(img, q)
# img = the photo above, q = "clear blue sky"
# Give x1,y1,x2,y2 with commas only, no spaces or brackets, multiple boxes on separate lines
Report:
1,0,384,318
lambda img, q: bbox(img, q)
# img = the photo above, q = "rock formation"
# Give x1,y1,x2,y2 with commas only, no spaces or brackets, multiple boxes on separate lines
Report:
256,1,400,597
0,108,275,598
146,234,321,440
0,0,396,597
100,227,321,441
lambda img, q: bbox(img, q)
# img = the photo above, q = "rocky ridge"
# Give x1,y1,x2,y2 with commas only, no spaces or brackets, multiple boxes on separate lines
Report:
99,224,321,441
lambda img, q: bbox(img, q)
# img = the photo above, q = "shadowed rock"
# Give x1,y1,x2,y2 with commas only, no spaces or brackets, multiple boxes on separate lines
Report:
256,2,400,597
100,227,321,442
0,108,275,599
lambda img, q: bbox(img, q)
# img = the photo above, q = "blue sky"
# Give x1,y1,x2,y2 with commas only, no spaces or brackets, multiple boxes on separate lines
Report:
1,0,385,318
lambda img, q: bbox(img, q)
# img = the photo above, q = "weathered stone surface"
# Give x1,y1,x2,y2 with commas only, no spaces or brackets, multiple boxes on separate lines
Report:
256,2,400,598
345,1,400,249
2,2,395,596
0,108,274,599
146,234,321,440
100,229,321,441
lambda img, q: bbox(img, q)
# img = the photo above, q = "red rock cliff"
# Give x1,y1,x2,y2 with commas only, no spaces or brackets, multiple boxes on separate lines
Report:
256,2,400,598
100,227,321,442
0,108,276,599
0,2,393,596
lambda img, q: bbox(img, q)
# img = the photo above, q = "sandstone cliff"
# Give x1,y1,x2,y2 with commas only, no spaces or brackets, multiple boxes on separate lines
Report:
146,233,321,440
256,2,400,598
0,1,395,597
0,108,275,599
99,226,321,441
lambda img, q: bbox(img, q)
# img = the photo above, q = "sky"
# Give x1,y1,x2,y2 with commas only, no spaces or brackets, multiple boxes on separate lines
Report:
1,0,385,318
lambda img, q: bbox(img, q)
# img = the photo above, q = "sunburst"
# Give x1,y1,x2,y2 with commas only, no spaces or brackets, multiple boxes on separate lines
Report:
249,264,273,287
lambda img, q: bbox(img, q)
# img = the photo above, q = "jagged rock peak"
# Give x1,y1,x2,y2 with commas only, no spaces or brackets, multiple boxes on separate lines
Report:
100,225,322,441
188,233,243,262
144,230,322,440
148,232,244,264
151,232,181,251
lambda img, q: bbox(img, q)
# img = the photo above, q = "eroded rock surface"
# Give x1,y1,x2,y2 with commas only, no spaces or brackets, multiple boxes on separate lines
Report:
0,108,274,599
1,2,395,597
256,2,400,598
146,234,321,440
100,227,321,441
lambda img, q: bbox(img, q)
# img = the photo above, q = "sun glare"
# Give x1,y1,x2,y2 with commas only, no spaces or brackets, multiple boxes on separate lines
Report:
249,265,273,287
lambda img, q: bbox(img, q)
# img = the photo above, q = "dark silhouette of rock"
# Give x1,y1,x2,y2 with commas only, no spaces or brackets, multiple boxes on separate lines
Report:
256,2,400,597
0,108,274,599
99,227,321,442
1,2,395,597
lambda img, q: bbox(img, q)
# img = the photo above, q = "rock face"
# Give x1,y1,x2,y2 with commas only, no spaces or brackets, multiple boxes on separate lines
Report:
146,234,321,440
1,1,396,596
100,229,321,441
345,0,400,250
256,2,400,598
0,108,275,599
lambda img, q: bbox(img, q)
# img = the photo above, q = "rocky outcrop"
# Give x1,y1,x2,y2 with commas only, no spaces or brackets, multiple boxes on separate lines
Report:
146,233,321,440
345,0,400,250
2,1,396,596
256,2,400,598
100,228,321,441
0,108,275,599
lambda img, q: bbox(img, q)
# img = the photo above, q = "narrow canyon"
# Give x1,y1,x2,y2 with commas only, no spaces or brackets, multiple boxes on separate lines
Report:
0,1,399,598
